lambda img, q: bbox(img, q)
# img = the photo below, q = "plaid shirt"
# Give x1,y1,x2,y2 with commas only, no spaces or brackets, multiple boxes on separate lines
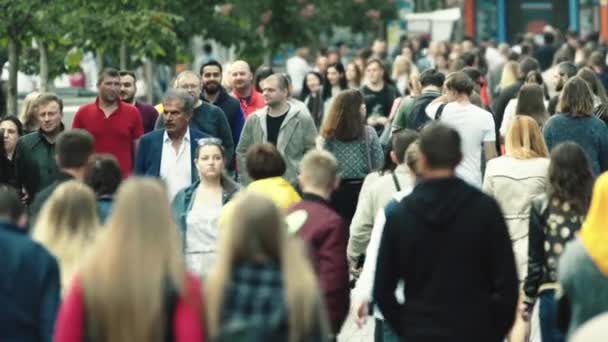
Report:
221,262,287,331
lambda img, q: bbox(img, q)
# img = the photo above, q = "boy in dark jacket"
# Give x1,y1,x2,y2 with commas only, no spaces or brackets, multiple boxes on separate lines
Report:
287,150,349,335
374,123,519,341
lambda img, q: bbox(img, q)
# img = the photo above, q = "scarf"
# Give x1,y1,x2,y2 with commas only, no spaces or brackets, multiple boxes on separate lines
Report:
580,172,608,275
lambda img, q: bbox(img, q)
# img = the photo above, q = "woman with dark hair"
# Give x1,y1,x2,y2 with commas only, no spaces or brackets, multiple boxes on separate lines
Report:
0,116,24,187
577,67,608,124
346,62,362,89
323,63,348,101
500,84,549,137
299,71,325,128
318,89,384,228
254,65,274,93
245,143,301,209
86,154,122,224
522,142,593,342
544,76,608,175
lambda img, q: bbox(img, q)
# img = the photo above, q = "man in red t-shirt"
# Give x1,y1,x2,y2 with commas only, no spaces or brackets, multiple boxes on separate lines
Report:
230,60,265,118
72,68,143,177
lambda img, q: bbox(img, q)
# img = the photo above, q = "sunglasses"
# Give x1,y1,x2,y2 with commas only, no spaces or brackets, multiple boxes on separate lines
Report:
197,137,223,147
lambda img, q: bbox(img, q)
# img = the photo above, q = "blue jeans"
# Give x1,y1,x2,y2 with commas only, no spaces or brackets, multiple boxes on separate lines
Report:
539,290,565,342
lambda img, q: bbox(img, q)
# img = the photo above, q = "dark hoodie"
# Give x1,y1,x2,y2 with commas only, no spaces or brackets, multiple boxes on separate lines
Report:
374,177,518,342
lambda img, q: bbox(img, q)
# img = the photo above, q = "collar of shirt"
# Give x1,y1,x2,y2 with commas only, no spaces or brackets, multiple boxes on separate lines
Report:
95,97,123,116
163,127,191,145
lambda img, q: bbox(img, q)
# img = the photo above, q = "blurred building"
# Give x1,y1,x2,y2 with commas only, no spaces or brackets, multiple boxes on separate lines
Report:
464,0,607,43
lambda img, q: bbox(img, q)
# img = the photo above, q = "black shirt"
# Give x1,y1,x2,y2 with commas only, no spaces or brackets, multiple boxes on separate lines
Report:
266,109,288,146
361,84,398,118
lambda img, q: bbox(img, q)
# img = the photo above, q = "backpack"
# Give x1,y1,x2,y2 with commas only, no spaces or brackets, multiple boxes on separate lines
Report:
407,92,441,131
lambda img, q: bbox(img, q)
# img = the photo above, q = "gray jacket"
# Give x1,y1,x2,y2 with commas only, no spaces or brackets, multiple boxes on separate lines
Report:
236,103,317,186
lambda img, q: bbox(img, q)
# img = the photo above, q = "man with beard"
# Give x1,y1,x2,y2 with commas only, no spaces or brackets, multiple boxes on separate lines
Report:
200,60,244,145
230,60,265,118
73,68,144,178
548,62,578,115
119,70,159,133
14,93,65,203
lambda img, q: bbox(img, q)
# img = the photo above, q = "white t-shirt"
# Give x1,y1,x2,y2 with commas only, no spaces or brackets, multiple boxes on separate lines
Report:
426,101,496,188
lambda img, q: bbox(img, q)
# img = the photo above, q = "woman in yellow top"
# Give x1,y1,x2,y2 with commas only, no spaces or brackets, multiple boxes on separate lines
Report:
244,143,301,209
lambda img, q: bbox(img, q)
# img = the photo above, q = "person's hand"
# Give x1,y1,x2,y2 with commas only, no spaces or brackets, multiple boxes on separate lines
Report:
376,116,389,125
352,300,369,328
520,302,532,321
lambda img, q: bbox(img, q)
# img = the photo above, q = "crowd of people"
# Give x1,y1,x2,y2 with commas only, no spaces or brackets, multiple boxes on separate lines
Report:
2,25,608,342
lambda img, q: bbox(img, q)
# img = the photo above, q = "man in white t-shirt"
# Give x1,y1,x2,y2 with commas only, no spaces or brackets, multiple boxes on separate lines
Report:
425,71,497,187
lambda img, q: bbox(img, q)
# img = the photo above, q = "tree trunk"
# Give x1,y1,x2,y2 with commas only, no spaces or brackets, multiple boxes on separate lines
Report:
7,36,19,116
119,41,128,70
95,49,104,71
39,40,49,92
144,58,154,104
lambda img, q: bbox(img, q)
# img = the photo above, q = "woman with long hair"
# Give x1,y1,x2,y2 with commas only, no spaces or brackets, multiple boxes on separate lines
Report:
323,63,348,101
299,71,325,128
544,76,608,175
172,138,240,276
0,116,24,187
497,61,519,96
523,142,593,342
318,89,384,228
500,84,549,137
346,62,362,89
206,192,329,341
391,56,418,95
483,116,551,342
54,179,205,341
577,67,608,124
32,181,100,295
18,91,41,134
556,170,608,339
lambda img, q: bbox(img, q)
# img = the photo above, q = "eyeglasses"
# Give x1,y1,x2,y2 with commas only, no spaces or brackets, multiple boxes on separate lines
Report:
197,137,223,146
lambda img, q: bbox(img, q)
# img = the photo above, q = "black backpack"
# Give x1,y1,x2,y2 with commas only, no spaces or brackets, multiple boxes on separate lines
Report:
407,92,441,131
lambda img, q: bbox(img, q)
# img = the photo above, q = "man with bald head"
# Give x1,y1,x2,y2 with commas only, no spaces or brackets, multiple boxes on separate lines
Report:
156,70,234,169
236,73,317,186
230,60,265,118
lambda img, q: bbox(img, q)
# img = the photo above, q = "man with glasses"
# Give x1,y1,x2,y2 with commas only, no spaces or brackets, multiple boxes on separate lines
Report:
135,89,211,200
156,70,234,171
73,68,144,177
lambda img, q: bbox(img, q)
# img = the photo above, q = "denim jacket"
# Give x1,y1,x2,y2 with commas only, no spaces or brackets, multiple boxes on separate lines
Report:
171,175,240,250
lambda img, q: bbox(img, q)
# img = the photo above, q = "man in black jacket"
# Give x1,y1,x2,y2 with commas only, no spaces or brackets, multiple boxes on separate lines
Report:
0,186,60,342
374,123,518,341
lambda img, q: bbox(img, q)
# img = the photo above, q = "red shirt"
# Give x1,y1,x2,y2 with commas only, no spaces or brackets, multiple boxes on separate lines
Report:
54,273,206,342
232,89,265,118
72,98,143,177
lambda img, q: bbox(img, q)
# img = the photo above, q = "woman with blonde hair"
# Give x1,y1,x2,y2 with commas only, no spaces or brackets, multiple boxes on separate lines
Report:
483,116,550,342
497,61,519,95
32,180,99,295
18,91,41,133
54,178,205,341
206,192,329,341
391,55,418,95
